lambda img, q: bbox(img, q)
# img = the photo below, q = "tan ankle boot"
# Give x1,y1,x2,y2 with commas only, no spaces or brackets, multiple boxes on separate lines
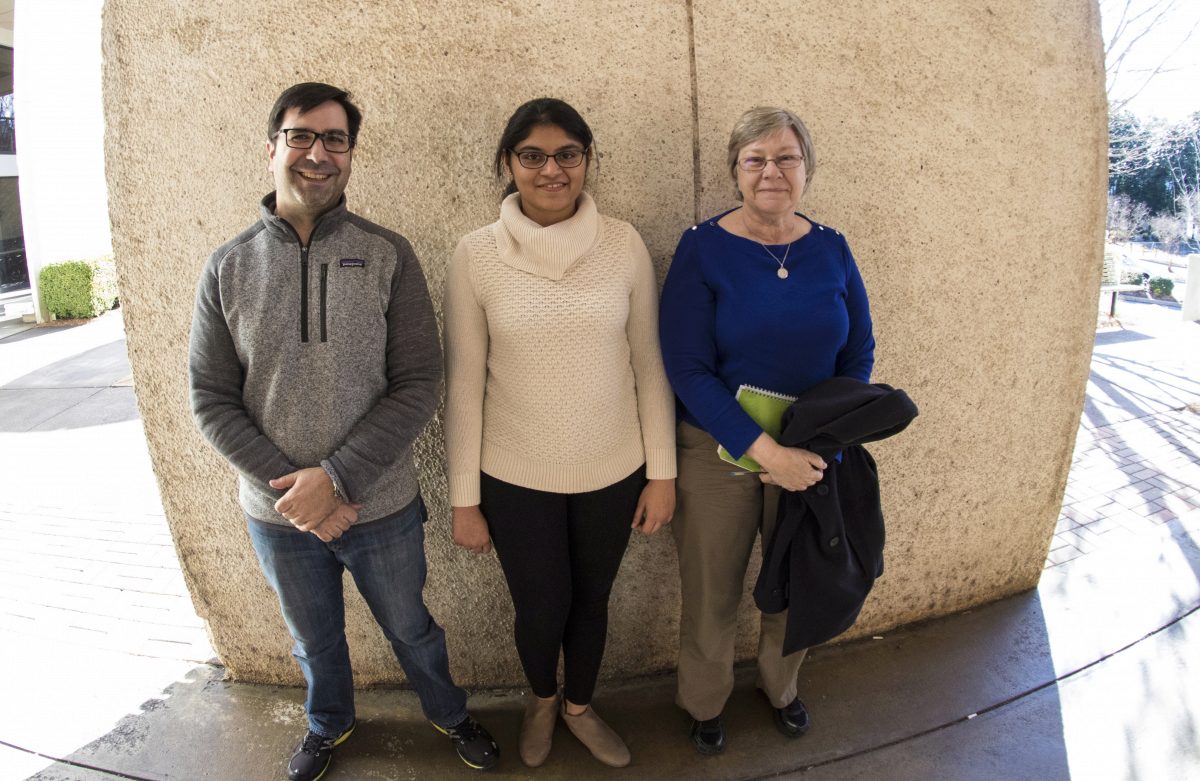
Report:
520,693,559,767
561,703,631,768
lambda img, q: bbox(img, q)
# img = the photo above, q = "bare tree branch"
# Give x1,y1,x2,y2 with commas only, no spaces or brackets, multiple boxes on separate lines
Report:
1147,115,1200,242
1102,0,1199,112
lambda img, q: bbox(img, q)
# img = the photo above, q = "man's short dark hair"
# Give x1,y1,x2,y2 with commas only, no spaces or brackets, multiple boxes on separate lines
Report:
267,82,362,147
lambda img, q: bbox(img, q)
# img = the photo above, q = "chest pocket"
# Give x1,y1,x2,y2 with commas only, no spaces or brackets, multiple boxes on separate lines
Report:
317,257,389,347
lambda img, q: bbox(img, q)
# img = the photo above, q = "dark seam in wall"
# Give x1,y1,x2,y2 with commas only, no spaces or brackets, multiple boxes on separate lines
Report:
686,0,701,224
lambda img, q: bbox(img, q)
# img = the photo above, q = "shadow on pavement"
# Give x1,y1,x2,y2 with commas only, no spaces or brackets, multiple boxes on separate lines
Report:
0,341,139,432
1094,329,1154,346
0,323,84,346
1083,356,1200,431
3,340,131,390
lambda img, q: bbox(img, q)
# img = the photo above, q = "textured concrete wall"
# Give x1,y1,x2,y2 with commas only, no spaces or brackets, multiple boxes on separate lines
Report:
101,1,1107,685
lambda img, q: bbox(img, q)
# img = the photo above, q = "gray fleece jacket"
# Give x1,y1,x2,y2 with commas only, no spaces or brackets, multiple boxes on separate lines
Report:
188,193,442,526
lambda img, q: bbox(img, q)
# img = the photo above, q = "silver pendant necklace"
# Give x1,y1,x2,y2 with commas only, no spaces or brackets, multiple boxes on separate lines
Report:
760,242,791,279
743,213,793,279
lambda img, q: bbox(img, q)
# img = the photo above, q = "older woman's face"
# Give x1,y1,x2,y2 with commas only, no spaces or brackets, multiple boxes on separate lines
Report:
735,127,807,218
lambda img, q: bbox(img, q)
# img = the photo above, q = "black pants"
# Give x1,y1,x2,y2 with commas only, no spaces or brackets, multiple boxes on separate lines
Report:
481,468,645,705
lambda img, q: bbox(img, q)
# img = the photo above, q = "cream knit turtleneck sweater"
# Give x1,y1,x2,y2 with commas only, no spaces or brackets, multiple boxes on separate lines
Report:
443,192,676,505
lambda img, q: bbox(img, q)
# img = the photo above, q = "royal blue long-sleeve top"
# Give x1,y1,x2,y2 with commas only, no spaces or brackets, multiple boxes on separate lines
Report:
659,210,875,459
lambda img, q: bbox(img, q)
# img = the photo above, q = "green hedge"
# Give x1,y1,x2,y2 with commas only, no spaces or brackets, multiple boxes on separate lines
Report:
1148,276,1174,299
38,255,119,319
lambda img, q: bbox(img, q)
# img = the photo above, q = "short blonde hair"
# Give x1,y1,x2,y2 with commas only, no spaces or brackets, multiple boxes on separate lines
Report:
726,106,816,197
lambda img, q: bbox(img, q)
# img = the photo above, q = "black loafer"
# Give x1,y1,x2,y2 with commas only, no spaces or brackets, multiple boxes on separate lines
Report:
770,695,811,738
689,715,726,755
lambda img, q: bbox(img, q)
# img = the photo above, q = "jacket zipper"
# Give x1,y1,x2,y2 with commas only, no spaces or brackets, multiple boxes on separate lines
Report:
319,262,329,343
299,245,310,343
279,216,323,345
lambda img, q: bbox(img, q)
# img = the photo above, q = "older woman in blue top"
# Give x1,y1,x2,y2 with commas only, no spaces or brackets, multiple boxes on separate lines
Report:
659,106,875,755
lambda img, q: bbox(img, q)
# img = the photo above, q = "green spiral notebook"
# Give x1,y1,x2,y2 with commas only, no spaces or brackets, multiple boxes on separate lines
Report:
717,385,799,472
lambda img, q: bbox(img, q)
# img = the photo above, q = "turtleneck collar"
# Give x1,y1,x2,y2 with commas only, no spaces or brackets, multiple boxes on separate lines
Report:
494,191,601,280
259,192,349,244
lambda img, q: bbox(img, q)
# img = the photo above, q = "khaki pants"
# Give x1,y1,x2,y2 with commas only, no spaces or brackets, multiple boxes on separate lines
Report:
672,422,807,720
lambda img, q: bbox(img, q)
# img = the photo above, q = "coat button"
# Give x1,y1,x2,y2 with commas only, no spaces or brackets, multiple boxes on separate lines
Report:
829,536,840,547
816,484,829,496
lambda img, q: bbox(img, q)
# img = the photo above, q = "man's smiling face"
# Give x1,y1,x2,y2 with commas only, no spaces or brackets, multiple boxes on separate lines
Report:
268,101,353,230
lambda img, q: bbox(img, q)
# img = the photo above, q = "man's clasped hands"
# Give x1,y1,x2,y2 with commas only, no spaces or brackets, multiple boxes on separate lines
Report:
269,467,362,541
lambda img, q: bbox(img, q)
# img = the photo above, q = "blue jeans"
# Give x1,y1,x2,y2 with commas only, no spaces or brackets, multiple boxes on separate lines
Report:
247,496,468,737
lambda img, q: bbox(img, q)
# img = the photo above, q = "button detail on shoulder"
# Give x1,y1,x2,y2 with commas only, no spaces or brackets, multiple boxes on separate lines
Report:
829,536,840,548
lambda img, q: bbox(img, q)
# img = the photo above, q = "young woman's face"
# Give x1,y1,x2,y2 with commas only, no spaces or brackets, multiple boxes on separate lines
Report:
506,123,589,227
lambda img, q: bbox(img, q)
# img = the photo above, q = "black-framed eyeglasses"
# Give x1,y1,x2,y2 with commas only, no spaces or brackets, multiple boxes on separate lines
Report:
509,147,589,169
739,154,804,172
276,128,354,153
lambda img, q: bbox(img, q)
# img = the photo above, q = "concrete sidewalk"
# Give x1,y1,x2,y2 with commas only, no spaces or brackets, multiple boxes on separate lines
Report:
0,299,1197,780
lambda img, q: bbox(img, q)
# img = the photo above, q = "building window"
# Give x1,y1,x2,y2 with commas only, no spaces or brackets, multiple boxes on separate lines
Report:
0,45,11,155
0,176,25,294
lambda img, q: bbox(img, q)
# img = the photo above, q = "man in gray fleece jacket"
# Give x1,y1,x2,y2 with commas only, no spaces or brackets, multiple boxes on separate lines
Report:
188,82,498,780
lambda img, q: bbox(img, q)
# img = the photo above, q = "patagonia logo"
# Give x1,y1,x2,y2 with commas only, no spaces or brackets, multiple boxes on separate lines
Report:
339,258,366,268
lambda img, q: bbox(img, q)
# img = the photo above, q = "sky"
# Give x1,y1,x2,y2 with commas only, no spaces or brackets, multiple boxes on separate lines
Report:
1101,0,1200,122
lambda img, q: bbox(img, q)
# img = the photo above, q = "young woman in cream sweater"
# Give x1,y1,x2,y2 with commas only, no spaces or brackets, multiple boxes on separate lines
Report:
443,98,676,769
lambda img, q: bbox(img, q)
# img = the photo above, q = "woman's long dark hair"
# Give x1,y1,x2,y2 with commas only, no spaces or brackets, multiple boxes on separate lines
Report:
493,98,595,197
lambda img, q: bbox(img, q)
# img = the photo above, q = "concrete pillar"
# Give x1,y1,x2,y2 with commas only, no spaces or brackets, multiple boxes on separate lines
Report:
101,1,1108,685
15,0,112,322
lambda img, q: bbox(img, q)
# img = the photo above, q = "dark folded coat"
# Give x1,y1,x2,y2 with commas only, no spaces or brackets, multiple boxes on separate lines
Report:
754,377,918,655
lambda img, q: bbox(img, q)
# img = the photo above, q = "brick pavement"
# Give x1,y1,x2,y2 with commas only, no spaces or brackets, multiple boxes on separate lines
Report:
0,312,215,666
0,502,213,661
1048,406,1200,567
1048,297,1200,568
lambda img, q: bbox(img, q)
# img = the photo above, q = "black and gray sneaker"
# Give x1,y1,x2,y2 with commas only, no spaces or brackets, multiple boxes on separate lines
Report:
432,715,500,770
287,720,355,781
